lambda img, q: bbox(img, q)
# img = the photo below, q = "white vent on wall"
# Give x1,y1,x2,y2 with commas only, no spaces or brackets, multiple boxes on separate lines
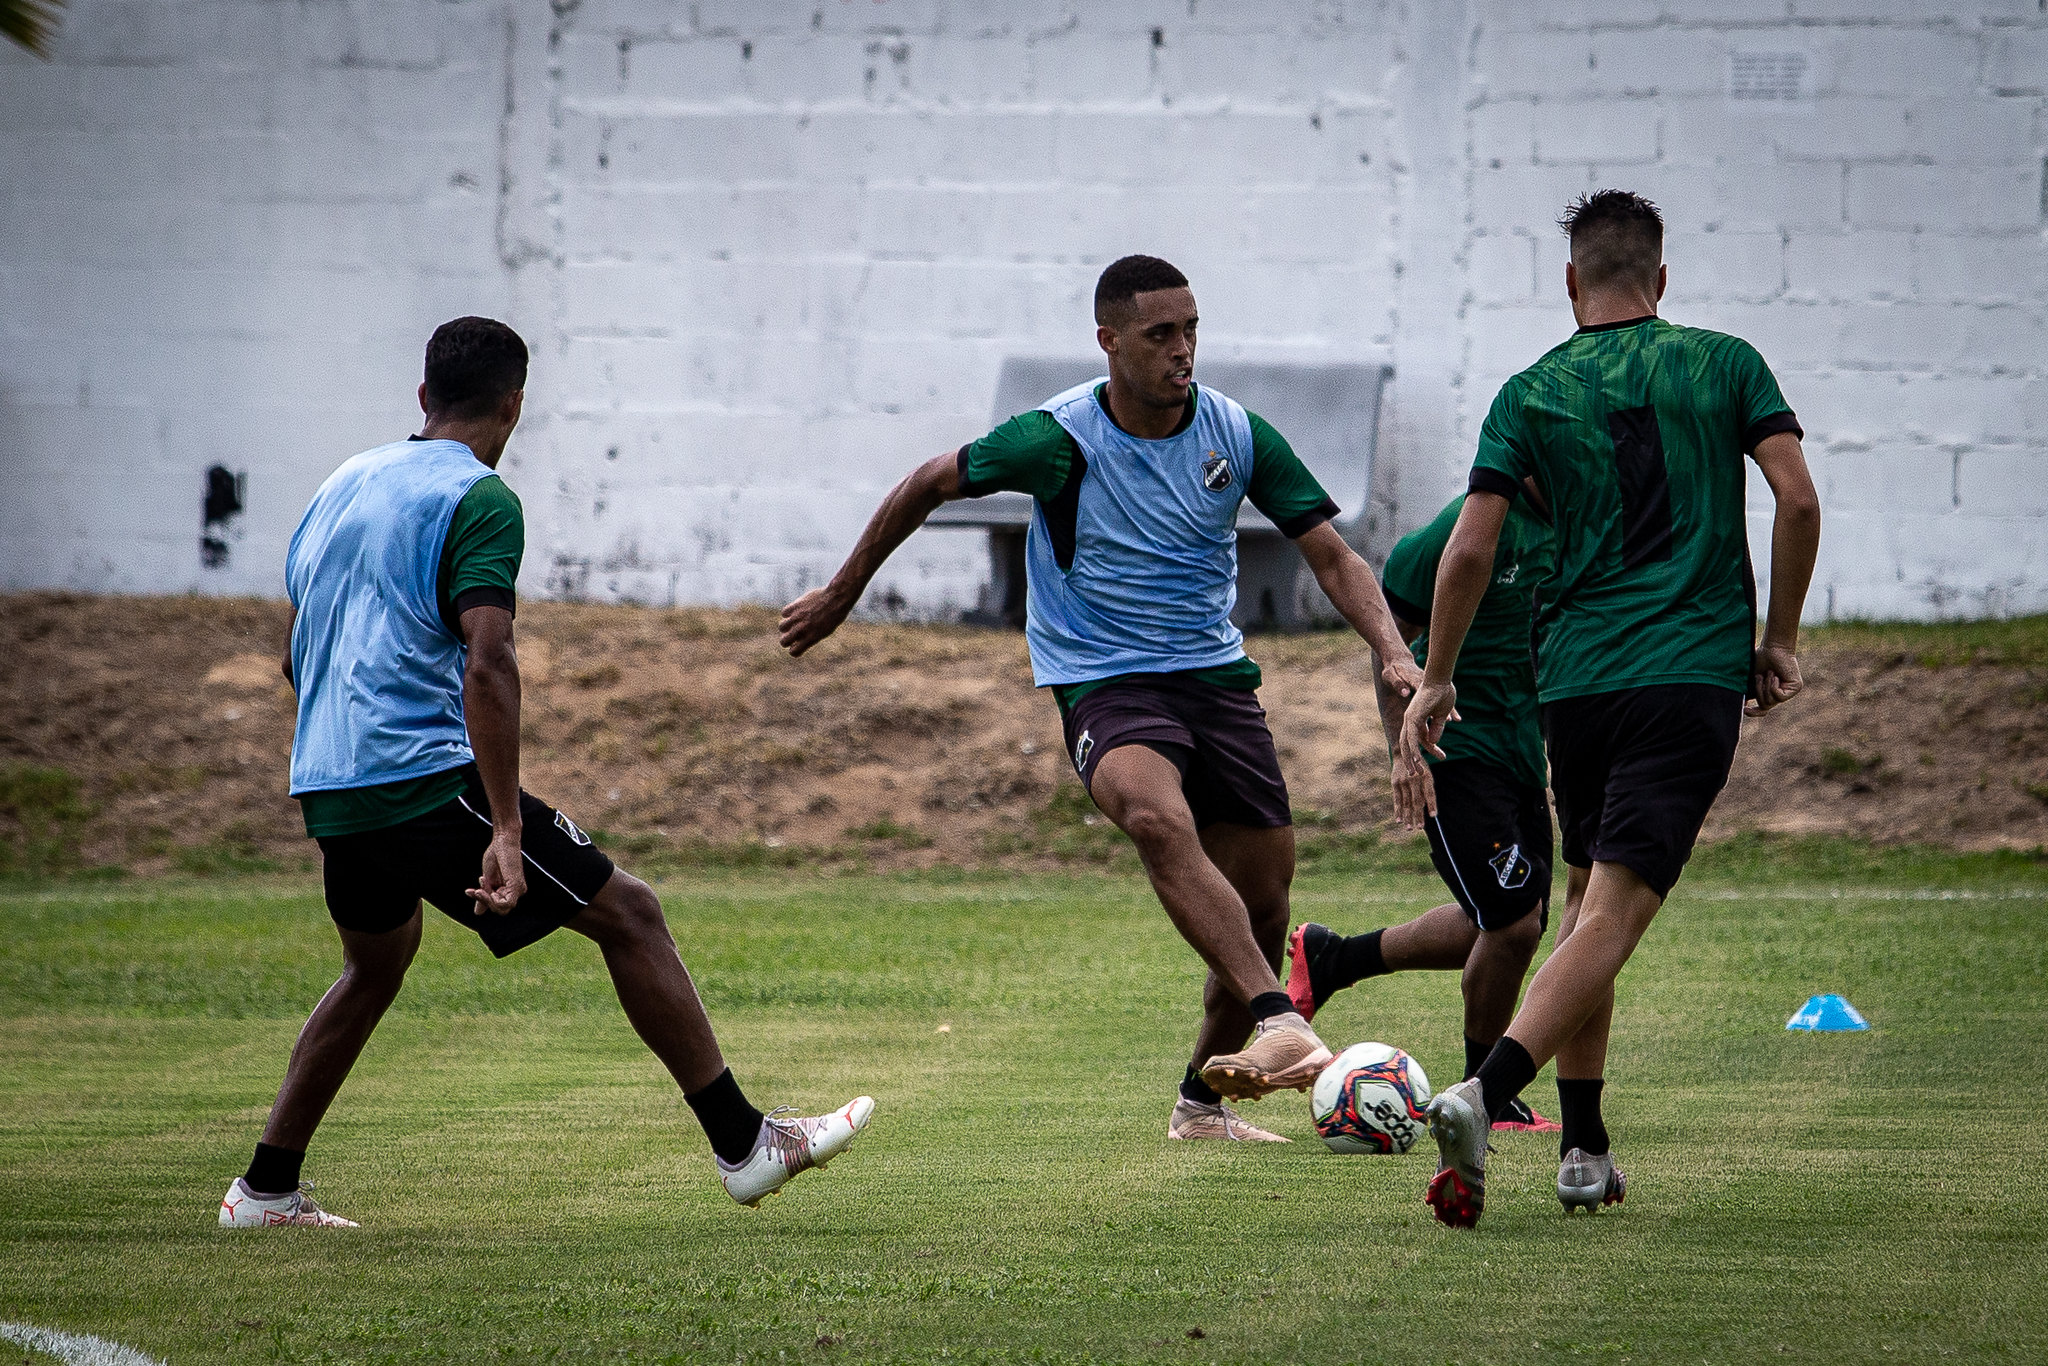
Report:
1728,51,1810,102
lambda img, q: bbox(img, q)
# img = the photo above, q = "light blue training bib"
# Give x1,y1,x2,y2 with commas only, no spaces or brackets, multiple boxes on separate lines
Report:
284,439,494,795
1024,379,1258,686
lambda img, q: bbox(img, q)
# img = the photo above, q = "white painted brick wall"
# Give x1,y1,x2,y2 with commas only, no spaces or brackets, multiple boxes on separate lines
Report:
1,0,2043,621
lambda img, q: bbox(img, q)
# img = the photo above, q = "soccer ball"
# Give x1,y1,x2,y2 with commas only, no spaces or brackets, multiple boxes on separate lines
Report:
1310,1042,1434,1155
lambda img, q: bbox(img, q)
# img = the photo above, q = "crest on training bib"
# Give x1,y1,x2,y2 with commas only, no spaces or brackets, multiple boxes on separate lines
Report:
1201,453,1231,492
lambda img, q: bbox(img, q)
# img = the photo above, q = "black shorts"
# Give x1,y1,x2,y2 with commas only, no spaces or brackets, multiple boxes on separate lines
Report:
1423,760,1553,931
1060,675,1292,830
1543,683,1742,899
315,765,616,958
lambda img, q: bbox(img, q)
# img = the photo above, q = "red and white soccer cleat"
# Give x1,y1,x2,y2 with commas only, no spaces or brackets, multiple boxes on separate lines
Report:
719,1096,875,1208
218,1177,359,1228
1424,1077,1491,1229
1491,1097,1563,1134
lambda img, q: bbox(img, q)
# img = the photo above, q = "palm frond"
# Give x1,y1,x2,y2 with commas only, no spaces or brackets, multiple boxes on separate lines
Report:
1,0,66,60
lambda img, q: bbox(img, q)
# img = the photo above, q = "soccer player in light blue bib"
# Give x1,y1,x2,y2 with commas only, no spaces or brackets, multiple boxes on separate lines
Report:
222,319,873,1229
782,257,1424,1141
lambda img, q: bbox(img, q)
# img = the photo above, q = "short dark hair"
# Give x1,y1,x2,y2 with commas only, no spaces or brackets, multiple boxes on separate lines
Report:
423,316,528,419
1559,190,1664,294
1094,255,1190,327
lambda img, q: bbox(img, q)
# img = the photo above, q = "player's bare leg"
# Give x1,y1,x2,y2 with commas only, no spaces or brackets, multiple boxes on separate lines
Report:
1503,862,1659,1065
1088,745,1330,1099
1549,865,1614,1082
568,869,873,1206
1189,821,1292,1064
568,870,726,1093
223,912,421,1226
1089,746,1287,1006
1382,903,1477,970
258,911,422,1156
1461,914,1542,1045
1548,863,1624,1210
1166,823,1296,1139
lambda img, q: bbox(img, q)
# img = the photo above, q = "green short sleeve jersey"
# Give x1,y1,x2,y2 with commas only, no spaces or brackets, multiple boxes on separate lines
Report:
958,384,1335,710
1380,494,1551,790
299,472,526,838
1469,316,1800,704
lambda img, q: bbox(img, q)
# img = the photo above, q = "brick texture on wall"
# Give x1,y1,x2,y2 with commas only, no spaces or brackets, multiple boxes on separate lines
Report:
1,0,2042,620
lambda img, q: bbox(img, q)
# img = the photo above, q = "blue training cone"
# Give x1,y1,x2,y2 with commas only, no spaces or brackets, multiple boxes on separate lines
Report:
1786,993,1870,1031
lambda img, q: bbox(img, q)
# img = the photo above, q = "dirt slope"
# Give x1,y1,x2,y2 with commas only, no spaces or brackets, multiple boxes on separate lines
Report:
1,593,2044,875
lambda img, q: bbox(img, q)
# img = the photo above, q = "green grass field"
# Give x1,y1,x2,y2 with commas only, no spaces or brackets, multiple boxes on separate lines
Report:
3,847,2046,1364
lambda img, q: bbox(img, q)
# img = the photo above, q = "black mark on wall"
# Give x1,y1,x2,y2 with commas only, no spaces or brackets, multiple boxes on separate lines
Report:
201,465,246,570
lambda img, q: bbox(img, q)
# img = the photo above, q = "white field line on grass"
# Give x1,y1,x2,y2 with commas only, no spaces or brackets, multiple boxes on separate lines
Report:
1690,888,2046,901
0,1323,167,1366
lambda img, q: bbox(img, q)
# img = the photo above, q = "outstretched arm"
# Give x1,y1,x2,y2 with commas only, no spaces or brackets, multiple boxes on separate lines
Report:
1748,431,1821,715
779,451,962,657
1292,521,1423,698
1397,490,1508,778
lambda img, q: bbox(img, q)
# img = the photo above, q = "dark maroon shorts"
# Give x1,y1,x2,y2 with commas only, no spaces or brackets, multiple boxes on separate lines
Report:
1058,674,1292,830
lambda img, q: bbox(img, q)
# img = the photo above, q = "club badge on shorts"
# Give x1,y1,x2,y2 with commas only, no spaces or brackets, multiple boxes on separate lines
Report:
1072,729,1095,774
554,809,592,846
1201,452,1231,492
1489,844,1530,889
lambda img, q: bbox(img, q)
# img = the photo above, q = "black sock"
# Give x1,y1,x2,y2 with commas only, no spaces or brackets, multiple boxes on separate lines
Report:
1463,1034,1493,1082
1328,929,1389,990
1472,1037,1538,1122
1180,1064,1223,1106
684,1068,766,1166
243,1142,304,1197
1557,1078,1609,1158
1248,990,1296,1024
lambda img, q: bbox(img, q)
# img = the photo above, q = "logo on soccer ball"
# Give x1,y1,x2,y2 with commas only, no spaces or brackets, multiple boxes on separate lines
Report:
1489,843,1529,889
1201,453,1231,491
555,809,592,846
1072,730,1095,773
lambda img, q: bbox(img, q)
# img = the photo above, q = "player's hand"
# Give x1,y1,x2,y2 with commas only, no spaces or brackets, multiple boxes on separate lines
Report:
1397,678,1457,776
1390,756,1437,830
1381,653,1425,701
1747,643,1803,716
469,827,525,915
778,584,854,657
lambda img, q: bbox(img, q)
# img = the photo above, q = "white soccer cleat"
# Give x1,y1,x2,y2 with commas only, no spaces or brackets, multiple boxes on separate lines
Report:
218,1177,359,1228
718,1096,875,1208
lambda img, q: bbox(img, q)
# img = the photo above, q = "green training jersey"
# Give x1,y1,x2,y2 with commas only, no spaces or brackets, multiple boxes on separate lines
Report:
960,382,1335,711
1380,493,1551,791
1468,316,1800,704
298,469,525,837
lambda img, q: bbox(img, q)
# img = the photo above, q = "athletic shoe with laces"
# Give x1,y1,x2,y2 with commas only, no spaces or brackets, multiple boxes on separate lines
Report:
1491,1096,1563,1133
1557,1146,1626,1213
1284,923,1340,1022
1167,1096,1290,1142
1424,1077,1492,1228
1199,1015,1334,1100
218,1177,358,1228
718,1096,875,1208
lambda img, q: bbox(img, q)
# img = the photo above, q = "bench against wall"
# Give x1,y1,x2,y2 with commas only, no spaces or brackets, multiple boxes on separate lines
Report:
928,358,1392,630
